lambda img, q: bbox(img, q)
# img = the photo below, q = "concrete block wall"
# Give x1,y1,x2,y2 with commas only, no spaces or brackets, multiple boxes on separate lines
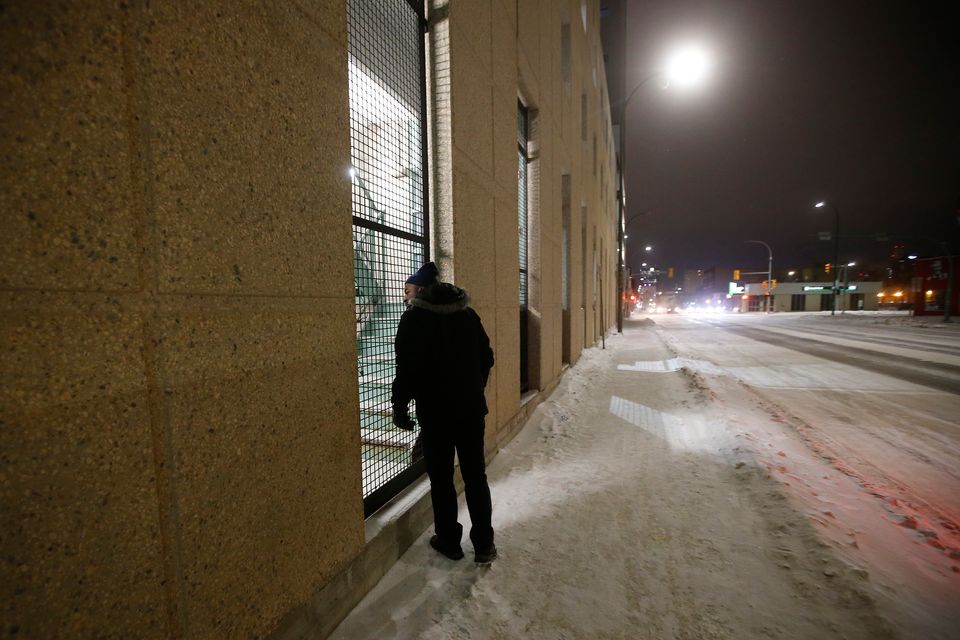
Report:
1,2,364,637
435,0,618,444
2,0,618,637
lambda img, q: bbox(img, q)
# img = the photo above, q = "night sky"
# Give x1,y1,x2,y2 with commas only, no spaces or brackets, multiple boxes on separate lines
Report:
604,0,959,277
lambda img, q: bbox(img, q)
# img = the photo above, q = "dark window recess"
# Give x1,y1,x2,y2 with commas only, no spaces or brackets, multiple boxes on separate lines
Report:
518,101,530,393
581,93,587,141
561,22,572,95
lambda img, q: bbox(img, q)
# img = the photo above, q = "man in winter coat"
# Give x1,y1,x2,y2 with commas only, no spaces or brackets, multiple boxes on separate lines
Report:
392,262,497,564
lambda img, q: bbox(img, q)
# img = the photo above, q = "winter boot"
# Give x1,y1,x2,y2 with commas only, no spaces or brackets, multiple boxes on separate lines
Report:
429,535,464,560
474,543,498,565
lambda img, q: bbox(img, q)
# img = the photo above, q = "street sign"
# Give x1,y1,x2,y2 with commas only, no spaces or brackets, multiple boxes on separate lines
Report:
803,285,858,292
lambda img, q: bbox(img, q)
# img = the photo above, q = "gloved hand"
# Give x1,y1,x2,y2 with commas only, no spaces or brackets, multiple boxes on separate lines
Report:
393,406,416,431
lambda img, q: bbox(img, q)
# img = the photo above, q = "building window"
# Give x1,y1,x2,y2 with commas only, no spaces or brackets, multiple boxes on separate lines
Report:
791,294,805,311
518,100,530,392
347,0,429,517
593,134,597,176
561,174,572,364
582,207,588,346
561,22,572,96
581,92,587,141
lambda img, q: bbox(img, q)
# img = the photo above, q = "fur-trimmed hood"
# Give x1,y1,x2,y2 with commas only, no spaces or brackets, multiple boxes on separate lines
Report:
409,282,470,314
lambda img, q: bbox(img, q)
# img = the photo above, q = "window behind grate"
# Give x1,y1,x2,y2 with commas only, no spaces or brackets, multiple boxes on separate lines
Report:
347,0,429,517
517,101,529,310
518,100,530,392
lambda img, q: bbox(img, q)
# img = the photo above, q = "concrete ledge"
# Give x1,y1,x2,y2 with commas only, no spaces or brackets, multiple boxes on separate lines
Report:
267,476,434,640
268,374,563,640
495,374,560,450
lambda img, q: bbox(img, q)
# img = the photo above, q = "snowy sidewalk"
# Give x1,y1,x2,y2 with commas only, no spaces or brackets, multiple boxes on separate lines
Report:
328,321,897,640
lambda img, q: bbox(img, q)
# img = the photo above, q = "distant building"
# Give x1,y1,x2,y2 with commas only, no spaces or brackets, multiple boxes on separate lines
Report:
682,269,704,296
911,256,959,315
740,282,882,313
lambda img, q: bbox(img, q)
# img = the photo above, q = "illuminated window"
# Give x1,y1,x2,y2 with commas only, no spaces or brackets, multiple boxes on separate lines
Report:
347,0,429,517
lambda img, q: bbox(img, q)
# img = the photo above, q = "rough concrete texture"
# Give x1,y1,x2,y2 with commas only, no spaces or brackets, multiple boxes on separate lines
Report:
492,90,520,195
140,2,354,297
0,2,140,292
451,157,497,305
444,0,618,445
1,1,364,638
1,292,168,639
493,196,521,308
449,31,494,176
158,298,363,638
494,305,522,416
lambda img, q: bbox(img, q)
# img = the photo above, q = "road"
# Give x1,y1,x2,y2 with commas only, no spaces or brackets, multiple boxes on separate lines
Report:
329,311,959,640
649,311,960,636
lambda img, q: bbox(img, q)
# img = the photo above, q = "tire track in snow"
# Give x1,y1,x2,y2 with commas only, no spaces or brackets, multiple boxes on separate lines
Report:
653,324,960,562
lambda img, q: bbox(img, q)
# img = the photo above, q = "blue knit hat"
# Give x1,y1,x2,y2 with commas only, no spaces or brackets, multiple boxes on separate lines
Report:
405,262,439,287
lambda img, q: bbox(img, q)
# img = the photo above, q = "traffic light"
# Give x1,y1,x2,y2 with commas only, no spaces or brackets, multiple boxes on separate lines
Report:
733,269,741,280
825,263,831,274
667,267,674,278
771,279,777,289
762,280,768,289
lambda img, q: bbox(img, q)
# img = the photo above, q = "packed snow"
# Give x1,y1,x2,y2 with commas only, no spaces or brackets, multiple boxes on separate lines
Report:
329,312,959,640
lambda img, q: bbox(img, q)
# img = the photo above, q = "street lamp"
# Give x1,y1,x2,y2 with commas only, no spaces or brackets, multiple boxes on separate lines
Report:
617,210,651,329
745,240,773,312
815,200,840,316
664,45,712,88
617,44,712,331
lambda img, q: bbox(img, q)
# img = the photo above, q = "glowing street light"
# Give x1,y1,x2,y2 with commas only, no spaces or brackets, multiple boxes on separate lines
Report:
664,45,712,88
617,44,714,331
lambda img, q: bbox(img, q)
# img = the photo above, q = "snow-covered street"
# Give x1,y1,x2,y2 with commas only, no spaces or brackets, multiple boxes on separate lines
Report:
329,313,960,640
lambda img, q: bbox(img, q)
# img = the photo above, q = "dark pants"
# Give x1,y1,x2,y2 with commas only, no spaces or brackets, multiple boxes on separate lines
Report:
419,414,494,550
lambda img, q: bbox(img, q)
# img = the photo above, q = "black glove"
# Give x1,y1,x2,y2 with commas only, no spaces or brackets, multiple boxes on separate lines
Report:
393,406,416,431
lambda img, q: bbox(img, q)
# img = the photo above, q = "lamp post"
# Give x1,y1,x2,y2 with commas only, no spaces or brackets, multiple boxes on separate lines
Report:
623,238,653,298
616,45,711,332
848,261,857,311
745,240,773,312
617,76,662,332
815,201,840,316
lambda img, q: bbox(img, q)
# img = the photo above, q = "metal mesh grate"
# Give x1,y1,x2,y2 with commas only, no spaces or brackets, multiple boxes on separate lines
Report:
347,0,428,516
518,101,530,392
518,101,529,308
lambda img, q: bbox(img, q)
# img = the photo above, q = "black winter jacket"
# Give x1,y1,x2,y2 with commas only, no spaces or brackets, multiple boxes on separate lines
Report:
391,283,495,418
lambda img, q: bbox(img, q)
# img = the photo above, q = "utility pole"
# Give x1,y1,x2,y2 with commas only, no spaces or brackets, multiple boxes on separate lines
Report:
745,240,773,313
